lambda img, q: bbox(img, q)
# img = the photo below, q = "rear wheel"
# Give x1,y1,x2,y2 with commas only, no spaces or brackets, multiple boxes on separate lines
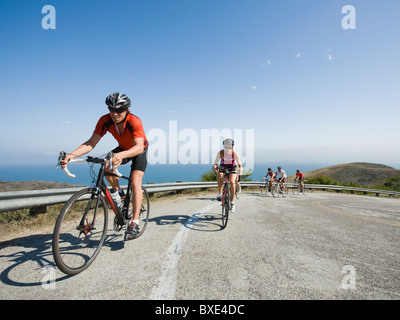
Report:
122,185,151,239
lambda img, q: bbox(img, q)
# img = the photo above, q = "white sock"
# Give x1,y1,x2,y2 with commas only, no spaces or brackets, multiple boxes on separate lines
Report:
132,219,139,225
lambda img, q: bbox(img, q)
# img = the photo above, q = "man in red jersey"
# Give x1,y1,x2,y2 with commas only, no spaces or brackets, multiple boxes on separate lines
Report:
61,92,148,240
294,169,305,190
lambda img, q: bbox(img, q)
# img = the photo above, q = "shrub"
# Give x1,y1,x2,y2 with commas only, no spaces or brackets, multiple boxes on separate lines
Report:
306,175,338,185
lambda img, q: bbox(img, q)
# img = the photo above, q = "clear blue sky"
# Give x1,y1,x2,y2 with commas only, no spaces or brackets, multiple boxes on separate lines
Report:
1,0,400,169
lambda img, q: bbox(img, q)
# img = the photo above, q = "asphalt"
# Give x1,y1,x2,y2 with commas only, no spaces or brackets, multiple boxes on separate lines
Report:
0,190,399,300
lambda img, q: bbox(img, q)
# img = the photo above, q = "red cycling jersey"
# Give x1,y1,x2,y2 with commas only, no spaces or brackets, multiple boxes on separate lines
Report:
296,172,304,179
94,113,148,151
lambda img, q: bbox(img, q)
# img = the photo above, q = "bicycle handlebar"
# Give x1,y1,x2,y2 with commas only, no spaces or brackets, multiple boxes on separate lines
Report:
57,151,122,178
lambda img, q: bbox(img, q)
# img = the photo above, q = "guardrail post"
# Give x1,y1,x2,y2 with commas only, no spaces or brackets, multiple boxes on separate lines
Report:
29,205,47,216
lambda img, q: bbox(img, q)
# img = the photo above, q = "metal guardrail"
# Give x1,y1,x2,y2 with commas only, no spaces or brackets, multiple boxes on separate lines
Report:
1,181,399,214
0,182,219,214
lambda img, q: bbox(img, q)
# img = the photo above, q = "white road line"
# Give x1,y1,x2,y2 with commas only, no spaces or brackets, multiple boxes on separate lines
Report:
149,202,220,300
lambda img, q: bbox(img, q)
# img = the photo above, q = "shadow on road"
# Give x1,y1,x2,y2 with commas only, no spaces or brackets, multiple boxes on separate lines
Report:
0,229,126,287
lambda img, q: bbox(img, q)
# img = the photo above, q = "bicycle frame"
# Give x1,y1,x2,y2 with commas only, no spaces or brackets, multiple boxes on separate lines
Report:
221,168,235,206
59,151,130,227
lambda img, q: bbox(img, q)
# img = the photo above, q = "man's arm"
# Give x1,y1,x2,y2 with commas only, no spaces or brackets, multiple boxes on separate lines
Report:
61,132,101,167
112,137,145,168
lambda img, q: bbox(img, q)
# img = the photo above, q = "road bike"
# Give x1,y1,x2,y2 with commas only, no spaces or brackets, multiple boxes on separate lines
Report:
260,179,275,196
235,178,241,200
272,180,286,198
292,179,309,195
52,151,150,275
220,167,236,229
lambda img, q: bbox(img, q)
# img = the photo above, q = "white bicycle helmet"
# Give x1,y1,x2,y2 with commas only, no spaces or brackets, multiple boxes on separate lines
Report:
223,138,234,147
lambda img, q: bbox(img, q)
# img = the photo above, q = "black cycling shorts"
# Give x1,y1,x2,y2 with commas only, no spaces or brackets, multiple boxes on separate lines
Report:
219,164,238,174
112,146,148,173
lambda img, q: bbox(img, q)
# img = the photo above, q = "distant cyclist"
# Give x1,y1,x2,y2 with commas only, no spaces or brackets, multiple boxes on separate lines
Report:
212,139,243,213
60,92,148,241
262,167,275,191
294,169,305,189
275,166,287,192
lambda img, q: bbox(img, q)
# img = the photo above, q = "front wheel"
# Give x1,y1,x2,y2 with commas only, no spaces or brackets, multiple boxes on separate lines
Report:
221,186,230,229
52,188,108,275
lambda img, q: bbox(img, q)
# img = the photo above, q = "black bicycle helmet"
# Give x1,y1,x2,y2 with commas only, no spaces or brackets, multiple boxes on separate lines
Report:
223,138,234,146
105,92,131,109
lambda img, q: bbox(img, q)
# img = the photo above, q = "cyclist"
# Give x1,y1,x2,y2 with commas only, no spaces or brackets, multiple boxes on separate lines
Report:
262,167,275,191
275,166,286,192
60,92,149,241
212,138,243,213
294,169,305,189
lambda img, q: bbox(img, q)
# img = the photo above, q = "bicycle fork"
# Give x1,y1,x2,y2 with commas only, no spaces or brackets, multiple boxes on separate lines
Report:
76,192,100,239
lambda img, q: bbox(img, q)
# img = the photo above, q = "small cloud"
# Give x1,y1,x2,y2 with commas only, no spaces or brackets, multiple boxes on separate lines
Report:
251,86,257,90
62,121,71,124
295,52,302,58
170,110,179,113
326,49,333,61
261,59,272,68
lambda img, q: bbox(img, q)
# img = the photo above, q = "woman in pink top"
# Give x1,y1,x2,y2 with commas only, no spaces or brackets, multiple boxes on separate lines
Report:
212,139,243,213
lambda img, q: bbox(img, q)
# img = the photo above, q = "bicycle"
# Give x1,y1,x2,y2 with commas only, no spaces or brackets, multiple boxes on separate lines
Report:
260,179,275,197
292,179,308,195
235,178,241,200
52,151,150,275
219,167,236,229
272,180,286,198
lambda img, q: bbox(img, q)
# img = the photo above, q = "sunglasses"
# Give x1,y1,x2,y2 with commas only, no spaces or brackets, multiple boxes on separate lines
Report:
108,107,127,114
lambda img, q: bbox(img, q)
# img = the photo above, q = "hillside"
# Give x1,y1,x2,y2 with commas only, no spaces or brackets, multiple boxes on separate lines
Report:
0,180,82,192
291,162,400,187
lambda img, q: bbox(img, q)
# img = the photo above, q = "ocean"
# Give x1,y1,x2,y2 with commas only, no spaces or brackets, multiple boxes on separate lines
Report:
0,162,325,186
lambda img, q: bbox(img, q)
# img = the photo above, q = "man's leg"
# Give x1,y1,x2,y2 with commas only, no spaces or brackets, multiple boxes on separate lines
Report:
131,170,144,221
124,169,144,241
105,168,120,190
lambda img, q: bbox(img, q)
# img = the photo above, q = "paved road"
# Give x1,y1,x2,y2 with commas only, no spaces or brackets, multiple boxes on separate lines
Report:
0,190,399,300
